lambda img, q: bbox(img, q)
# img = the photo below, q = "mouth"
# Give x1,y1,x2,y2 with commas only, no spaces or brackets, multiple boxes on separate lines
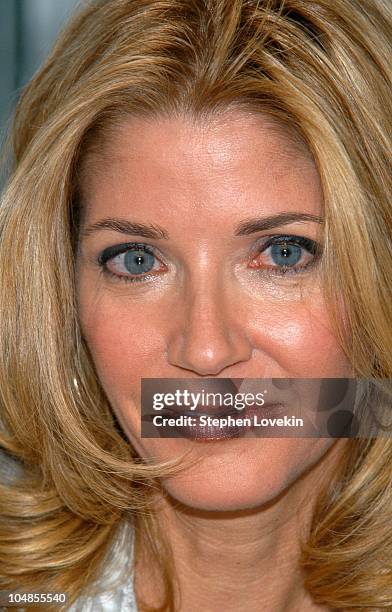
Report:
142,402,287,441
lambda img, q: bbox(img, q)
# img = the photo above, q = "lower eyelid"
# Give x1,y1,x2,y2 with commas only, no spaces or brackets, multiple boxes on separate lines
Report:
248,260,317,280
100,266,158,284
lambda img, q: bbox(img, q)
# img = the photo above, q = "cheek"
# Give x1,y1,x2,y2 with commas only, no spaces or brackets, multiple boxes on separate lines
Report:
77,287,169,403
246,293,351,376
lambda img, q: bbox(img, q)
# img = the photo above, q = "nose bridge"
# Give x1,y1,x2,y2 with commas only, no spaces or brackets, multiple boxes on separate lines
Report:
167,264,252,375
187,266,224,327
179,245,226,325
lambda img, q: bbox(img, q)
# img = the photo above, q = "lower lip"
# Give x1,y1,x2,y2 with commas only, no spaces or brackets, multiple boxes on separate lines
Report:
150,404,286,442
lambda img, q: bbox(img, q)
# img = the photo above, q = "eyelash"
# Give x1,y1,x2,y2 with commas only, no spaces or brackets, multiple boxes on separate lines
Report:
97,235,321,284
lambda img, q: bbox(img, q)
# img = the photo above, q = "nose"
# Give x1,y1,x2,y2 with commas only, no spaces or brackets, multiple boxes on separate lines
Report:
166,278,253,376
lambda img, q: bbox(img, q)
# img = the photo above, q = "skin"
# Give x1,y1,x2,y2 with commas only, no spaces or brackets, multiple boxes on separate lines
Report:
76,110,353,611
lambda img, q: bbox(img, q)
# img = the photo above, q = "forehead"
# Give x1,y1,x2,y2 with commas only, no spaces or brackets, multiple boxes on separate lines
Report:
82,109,313,170
78,110,321,223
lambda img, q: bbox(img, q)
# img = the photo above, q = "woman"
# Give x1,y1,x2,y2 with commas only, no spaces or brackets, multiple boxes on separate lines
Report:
0,0,391,610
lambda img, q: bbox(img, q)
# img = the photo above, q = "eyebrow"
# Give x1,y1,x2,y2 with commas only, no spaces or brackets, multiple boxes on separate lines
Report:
80,218,169,239
234,213,323,235
80,212,322,240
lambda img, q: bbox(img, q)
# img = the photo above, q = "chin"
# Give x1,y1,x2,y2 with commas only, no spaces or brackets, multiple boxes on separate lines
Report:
159,438,331,513
163,481,286,512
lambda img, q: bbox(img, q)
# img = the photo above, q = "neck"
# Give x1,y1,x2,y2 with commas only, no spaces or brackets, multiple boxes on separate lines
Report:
135,440,346,612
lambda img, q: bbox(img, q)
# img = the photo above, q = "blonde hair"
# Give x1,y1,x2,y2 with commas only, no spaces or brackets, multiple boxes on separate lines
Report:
0,0,391,609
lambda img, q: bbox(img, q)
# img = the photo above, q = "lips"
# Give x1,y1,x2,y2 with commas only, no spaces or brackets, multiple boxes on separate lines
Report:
154,402,287,441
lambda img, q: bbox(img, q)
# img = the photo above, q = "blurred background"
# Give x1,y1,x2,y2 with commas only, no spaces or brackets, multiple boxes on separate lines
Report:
0,0,80,148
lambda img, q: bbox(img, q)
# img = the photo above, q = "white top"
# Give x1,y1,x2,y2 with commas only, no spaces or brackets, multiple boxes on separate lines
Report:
67,519,138,611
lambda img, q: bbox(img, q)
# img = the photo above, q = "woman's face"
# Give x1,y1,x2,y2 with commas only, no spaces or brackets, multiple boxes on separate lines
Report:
76,111,352,511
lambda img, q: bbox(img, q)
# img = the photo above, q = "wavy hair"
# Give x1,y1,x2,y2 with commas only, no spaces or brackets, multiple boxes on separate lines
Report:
0,0,391,609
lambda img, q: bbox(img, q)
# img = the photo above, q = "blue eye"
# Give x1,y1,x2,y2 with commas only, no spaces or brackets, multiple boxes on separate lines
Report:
270,242,302,266
123,249,155,274
249,235,319,275
98,243,165,282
